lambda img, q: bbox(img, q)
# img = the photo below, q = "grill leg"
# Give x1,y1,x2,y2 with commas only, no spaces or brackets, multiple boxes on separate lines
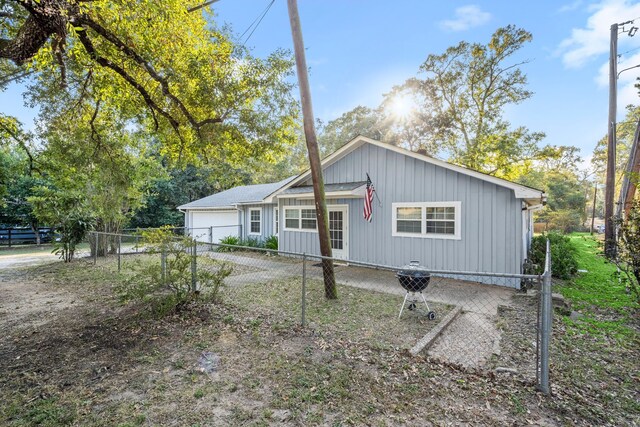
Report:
420,292,430,312
398,293,410,319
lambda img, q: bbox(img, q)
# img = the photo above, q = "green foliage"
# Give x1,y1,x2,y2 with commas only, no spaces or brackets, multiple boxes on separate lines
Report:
265,235,278,250
529,232,578,279
519,167,588,233
2,1,298,164
217,235,241,252
129,164,252,228
216,235,271,252
242,237,263,248
615,200,640,305
395,25,546,178
28,187,94,262
116,228,232,312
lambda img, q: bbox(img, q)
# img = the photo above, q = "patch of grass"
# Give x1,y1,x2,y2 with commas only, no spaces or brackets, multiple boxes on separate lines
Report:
227,278,451,349
554,234,638,342
561,234,635,312
7,397,76,426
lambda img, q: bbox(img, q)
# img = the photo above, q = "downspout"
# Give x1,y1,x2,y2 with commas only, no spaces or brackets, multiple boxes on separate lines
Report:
178,208,188,235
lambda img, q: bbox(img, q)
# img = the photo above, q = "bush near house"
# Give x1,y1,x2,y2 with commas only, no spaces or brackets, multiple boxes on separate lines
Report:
529,232,578,279
216,235,278,252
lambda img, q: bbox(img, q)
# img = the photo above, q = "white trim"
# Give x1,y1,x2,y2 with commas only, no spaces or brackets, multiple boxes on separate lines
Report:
392,201,462,240
188,208,238,214
273,206,279,237
328,205,349,260
283,206,318,233
248,207,262,235
266,135,545,204
277,185,367,200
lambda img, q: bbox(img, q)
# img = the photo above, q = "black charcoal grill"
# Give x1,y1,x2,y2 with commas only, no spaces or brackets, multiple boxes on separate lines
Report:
396,261,436,320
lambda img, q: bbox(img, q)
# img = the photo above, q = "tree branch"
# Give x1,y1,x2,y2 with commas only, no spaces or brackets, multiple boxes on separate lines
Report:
78,16,222,134
0,120,40,175
76,29,185,143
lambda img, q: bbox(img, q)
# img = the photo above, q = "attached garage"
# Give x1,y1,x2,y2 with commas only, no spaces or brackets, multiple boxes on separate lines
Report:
178,176,295,243
187,209,239,243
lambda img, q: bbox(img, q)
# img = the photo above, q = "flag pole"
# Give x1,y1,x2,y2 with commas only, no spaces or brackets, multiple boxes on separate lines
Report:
366,173,383,207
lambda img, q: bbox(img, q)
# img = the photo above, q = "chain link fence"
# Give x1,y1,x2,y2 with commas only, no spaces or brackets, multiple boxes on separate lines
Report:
88,231,553,394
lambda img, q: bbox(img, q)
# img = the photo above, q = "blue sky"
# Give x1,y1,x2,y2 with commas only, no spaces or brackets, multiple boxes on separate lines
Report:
3,0,640,164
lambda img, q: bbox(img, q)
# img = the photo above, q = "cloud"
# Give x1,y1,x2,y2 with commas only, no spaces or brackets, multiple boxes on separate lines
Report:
595,50,640,111
439,5,491,32
557,0,640,68
558,0,584,13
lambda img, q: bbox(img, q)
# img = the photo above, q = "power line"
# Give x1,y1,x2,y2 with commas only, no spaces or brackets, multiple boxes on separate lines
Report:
618,45,640,58
240,0,276,46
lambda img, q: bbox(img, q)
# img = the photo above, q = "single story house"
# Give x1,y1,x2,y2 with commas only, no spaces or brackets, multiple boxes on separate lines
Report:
178,136,545,284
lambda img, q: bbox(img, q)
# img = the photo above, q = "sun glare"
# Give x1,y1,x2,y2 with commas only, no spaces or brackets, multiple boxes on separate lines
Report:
388,91,417,120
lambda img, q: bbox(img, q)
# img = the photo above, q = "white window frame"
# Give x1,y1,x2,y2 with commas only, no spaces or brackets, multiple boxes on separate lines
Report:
273,206,279,236
283,206,318,233
248,207,262,235
392,201,461,240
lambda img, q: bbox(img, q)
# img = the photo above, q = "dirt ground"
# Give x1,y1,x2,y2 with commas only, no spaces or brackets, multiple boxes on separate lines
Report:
0,254,636,426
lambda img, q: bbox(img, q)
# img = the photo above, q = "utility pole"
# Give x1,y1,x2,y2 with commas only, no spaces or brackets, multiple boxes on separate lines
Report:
605,23,618,258
287,0,337,299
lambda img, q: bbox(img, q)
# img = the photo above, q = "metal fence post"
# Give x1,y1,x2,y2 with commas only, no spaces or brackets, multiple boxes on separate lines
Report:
301,253,307,327
191,240,197,293
94,232,98,265
161,248,166,285
538,239,552,395
209,226,213,244
7,228,11,248
117,235,121,272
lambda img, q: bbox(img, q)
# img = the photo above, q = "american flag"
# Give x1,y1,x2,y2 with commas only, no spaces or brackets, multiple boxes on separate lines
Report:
363,174,374,222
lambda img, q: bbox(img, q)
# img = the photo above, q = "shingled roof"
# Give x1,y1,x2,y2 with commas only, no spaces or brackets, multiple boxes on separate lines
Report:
178,176,296,210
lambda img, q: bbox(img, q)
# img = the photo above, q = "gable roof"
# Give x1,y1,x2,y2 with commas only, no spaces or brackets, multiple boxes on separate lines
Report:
178,176,296,210
266,135,545,203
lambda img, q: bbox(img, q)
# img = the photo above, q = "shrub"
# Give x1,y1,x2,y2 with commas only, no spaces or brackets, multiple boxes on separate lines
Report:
116,227,232,312
528,232,578,280
615,200,640,305
217,235,240,252
242,237,263,248
265,235,278,250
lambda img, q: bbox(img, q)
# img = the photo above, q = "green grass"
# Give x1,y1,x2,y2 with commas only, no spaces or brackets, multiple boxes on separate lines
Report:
227,278,451,350
555,233,638,341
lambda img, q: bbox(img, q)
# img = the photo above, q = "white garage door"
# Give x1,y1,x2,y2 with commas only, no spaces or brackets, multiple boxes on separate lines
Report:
190,210,239,243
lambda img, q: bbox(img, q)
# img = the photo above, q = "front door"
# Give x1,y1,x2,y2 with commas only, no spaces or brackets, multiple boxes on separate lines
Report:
328,206,348,260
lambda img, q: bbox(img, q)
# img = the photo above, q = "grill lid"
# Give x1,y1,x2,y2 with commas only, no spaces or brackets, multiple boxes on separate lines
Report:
397,260,430,278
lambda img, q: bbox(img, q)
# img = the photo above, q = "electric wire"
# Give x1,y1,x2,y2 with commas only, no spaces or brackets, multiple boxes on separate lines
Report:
239,0,276,46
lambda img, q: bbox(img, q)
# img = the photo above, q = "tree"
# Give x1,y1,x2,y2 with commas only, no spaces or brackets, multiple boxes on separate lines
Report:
593,104,639,202
615,199,640,305
396,25,547,177
29,185,94,261
1,0,298,163
129,163,252,229
317,106,381,155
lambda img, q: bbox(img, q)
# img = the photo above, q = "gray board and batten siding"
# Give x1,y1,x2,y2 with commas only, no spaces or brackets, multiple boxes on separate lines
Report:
239,203,276,241
278,142,524,287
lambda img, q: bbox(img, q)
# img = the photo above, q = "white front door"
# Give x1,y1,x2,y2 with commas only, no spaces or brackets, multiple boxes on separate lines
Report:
328,206,348,260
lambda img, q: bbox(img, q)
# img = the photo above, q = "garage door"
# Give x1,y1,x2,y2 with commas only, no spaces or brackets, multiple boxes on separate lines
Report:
190,210,239,243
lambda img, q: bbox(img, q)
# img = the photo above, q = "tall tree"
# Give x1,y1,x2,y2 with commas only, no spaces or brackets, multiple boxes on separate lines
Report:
396,25,546,177
0,0,298,163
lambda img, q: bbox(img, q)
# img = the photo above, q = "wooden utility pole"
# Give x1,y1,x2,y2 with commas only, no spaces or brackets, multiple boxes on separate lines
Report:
605,23,618,258
287,0,337,299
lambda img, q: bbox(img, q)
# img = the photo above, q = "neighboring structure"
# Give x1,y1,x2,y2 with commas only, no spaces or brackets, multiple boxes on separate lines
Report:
179,136,546,285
